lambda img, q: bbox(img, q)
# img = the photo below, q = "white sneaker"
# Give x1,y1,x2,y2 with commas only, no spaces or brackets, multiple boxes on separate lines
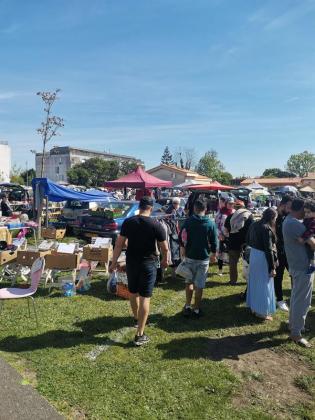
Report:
277,301,289,312
218,270,223,277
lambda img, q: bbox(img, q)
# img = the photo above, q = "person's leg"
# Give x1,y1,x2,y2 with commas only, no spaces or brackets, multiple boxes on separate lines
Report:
192,260,209,314
290,271,313,340
274,258,285,302
126,260,140,321
194,287,203,310
217,259,223,274
134,259,157,341
129,293,140,319
229,250,241,284
137,297,151,336
185,283,194,306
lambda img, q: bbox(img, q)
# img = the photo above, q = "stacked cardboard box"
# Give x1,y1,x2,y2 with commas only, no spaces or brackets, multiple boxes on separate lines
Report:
42,227,66,240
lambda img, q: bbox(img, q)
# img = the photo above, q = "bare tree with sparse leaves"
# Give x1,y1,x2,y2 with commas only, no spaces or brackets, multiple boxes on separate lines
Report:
37,89,64,177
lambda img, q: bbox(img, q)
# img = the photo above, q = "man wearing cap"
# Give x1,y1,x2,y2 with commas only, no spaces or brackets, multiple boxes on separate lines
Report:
224,200,254,285
110,197,169,346
166,197,185,218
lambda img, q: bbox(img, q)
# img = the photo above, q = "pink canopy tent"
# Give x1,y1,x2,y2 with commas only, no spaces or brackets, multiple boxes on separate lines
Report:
188,181,233,191
104,166,172,189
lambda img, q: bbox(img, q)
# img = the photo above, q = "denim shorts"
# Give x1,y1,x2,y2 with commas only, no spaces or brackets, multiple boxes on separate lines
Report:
126,258,158,298
184,258,209,289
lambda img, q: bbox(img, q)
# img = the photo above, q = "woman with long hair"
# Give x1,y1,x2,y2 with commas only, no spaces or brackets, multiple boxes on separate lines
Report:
246,207,278,320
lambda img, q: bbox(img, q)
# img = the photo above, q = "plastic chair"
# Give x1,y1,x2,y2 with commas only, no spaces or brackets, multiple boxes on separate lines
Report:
0,257,45,327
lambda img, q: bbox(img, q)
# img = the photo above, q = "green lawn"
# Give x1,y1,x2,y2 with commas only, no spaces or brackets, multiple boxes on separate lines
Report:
0,262,314,419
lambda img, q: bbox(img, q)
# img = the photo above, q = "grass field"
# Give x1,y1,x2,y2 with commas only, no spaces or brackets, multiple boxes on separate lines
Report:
0,262,314,419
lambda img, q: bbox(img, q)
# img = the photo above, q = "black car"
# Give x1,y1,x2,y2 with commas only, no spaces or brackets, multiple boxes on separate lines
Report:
79,201,164,243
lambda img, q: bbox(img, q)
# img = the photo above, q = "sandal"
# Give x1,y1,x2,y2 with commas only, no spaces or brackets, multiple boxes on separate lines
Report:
254,312,273,321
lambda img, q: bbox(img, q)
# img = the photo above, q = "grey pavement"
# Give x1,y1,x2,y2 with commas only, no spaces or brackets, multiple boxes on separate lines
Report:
0,357,64,420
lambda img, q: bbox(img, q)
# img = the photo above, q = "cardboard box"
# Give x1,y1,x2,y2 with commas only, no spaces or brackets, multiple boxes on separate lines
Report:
17,250,51,267
0,249,17,265
42,227,66,240
83,245,113,263
45,251,81,270
0,228,12,244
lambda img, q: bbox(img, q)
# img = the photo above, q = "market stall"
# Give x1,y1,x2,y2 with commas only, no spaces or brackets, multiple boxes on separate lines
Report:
104,166,172,199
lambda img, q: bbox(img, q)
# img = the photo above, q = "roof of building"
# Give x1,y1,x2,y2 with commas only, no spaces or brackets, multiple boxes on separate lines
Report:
241,177,301,186
36,146,141,162
147,164,211,180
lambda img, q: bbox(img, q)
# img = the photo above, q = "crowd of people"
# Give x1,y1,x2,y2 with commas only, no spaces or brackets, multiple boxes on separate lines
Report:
109,194,315,348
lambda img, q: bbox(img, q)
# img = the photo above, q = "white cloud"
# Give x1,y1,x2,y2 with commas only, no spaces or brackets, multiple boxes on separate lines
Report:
249,1,315,31
0,91,32,100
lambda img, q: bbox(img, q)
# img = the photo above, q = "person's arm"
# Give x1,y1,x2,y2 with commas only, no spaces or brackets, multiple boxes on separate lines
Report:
306,237,315,251
155,222,169,268
262,228,276,276
109,235,127,273
208,223,218,263
158,240,169,268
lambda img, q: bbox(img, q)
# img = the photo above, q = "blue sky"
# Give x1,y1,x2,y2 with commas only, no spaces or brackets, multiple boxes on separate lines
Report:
0,0,315,176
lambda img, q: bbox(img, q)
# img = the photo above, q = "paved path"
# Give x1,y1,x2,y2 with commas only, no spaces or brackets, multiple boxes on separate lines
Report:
0,357,64,420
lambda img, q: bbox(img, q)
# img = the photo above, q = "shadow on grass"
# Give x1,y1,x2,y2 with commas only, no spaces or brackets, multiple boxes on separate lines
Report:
157,331,286,361
0,315,133,352
155,294,261,333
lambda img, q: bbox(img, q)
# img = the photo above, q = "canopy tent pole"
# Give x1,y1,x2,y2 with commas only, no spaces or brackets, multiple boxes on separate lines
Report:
45,196,49,228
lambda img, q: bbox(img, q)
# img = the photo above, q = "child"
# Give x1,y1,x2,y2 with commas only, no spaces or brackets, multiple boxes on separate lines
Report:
298,200,315,274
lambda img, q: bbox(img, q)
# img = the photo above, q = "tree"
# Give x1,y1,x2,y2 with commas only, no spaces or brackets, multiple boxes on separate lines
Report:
20,168,36,186
217,171,233,185
67,158,138,187
10,165,24,185
119,161,139,176
286,151,315,177
262,168,296,178
195,150,225,180
173,148,197,170
161,147,174,165
37,89,64,177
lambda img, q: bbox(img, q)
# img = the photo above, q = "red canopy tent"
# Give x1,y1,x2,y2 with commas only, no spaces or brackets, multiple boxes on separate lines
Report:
104,166,172,189
188,181,233,191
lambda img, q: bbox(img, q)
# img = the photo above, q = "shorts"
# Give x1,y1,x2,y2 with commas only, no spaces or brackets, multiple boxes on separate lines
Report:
126,258,158,298
184,258,209,289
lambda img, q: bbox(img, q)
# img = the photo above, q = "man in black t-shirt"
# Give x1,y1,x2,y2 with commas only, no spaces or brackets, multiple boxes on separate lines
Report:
110,197,168,346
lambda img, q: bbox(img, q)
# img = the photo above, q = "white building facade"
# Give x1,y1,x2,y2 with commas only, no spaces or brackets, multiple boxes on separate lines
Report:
35,146,142,183
0,141,11,182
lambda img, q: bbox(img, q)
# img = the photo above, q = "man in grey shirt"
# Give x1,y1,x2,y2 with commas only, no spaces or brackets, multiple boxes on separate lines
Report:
283,199,315,348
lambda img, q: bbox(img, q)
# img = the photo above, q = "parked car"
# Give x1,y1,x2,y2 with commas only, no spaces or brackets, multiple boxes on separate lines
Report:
78,201,164,243
60,200,99,232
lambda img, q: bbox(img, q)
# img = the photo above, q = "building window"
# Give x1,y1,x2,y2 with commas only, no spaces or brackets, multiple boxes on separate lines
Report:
56,167,59,174
172,173,176,179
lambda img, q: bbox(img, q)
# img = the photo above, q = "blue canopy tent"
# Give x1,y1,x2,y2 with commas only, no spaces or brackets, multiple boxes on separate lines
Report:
32,178,116,232
32,178,115,202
